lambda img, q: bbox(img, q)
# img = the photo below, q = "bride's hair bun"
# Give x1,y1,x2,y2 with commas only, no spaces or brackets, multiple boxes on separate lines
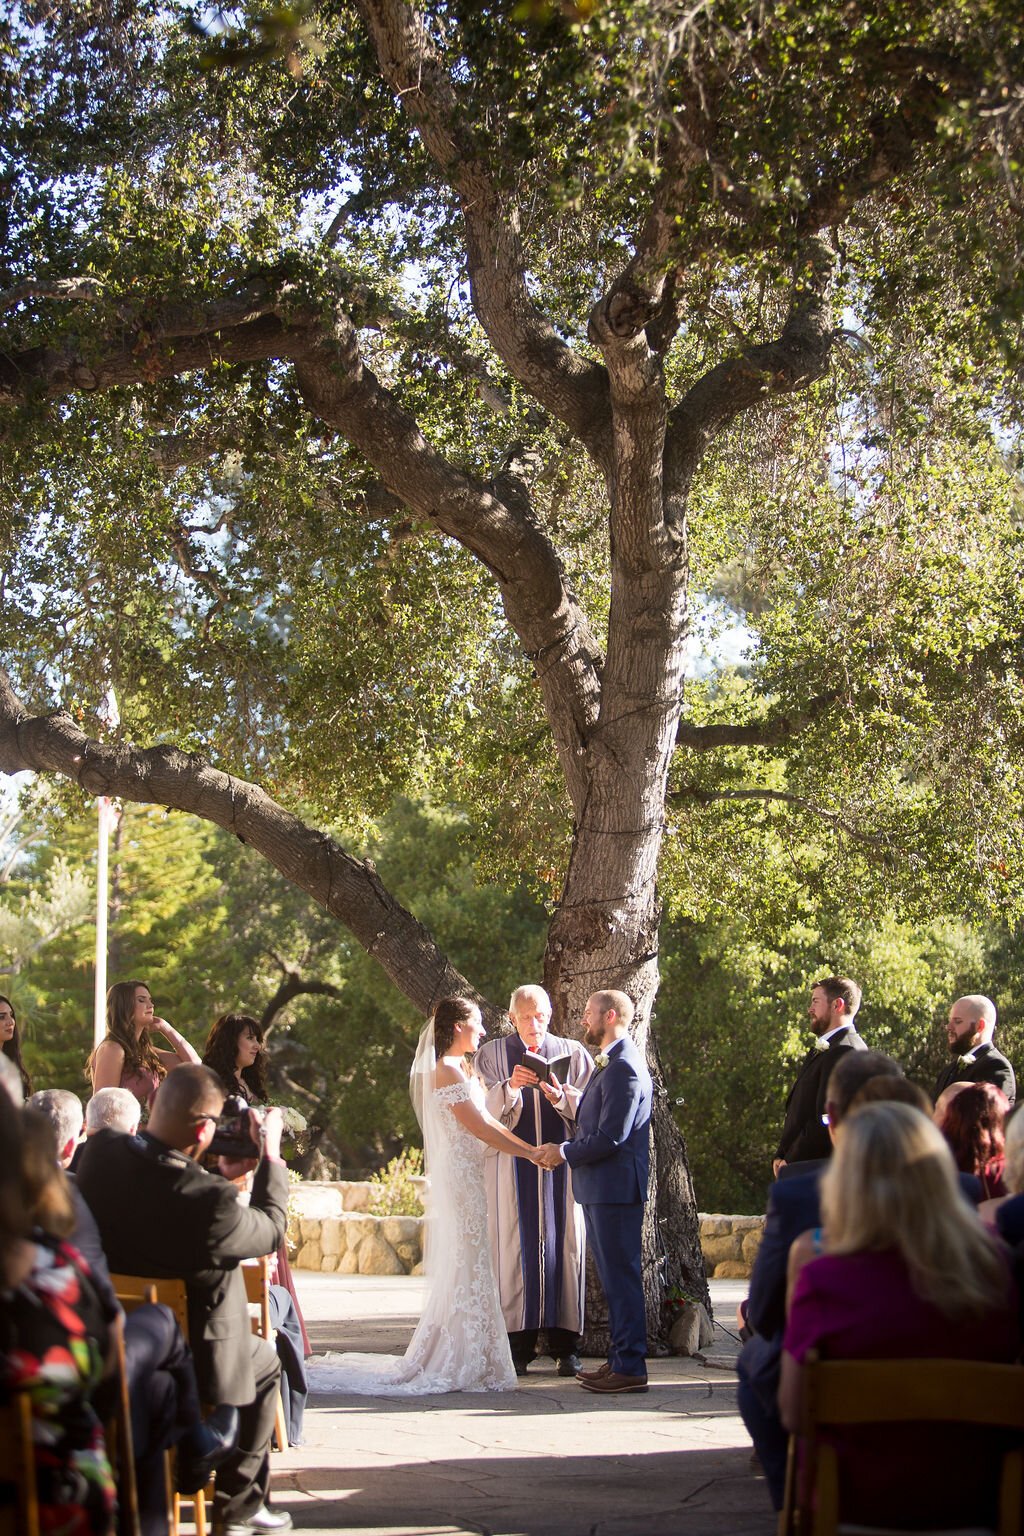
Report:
432,996,479,1056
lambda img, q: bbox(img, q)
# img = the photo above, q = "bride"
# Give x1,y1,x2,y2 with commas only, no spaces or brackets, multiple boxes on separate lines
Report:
308,995,544,1394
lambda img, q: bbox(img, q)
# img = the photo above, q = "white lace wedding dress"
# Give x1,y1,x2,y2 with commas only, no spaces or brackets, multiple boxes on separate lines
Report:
307,1075,517,1394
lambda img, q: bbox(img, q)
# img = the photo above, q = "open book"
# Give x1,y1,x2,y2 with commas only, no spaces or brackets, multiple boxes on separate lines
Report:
522,1049,573,1086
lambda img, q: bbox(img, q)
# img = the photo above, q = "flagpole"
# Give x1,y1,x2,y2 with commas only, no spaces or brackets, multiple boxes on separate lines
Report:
93,684,120,1049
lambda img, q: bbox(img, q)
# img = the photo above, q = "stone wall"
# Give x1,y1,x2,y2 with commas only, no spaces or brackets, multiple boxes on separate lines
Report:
697,1213,765,1279
288,1183,766,1281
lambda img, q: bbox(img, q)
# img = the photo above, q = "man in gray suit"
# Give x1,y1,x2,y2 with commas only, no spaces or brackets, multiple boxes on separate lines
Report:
78,1065,291,1536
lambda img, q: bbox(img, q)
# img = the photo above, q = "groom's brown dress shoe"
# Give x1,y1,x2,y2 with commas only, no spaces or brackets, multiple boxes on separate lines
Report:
576,1361,612,1382
578,1371,648,1394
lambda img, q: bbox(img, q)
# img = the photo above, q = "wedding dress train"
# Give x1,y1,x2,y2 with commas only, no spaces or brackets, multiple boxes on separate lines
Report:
307,1076,517,1395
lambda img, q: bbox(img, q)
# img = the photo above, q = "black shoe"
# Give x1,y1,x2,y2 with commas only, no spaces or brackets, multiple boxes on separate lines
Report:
556,1354,583,1377
513,1358,531,1377
214,1506,294,1535
176,1404,240,1494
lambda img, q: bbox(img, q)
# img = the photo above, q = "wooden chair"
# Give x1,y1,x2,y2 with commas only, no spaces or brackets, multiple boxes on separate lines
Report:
0,1388,40,1536
241,1256,289,1451
104,1313,142,1536
109,1273,209,1536
779,1355,1024,1536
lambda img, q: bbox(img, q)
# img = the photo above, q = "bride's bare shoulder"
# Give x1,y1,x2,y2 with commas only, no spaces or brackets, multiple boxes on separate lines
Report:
433,1060,464,1089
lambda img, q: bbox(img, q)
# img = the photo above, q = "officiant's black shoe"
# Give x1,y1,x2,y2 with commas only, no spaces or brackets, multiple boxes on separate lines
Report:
513,1355,534,1376
176,1404,239,1493
579,1370,648,1394
556,1354,583,1377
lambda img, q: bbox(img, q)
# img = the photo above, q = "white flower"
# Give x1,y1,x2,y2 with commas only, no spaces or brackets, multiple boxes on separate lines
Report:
813,1038,830,1052
595,1052,610,1070
957,1051,977,1068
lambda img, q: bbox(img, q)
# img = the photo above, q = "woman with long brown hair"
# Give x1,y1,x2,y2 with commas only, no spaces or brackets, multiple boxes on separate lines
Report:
202,1012,269,1104
0,994,32,1097
87,979,200,1111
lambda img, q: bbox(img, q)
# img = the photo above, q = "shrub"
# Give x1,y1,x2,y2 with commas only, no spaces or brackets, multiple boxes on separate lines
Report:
368,1146,425,1216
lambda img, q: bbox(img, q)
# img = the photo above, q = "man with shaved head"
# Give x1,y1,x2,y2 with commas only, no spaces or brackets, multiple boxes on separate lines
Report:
78,1064,292,1536
933,994,1015,1106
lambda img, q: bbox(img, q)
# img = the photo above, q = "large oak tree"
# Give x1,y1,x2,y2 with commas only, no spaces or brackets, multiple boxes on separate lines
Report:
2,0,1024,1330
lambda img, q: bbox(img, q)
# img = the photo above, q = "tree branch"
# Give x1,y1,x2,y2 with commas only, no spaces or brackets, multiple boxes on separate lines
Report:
292,314,604,807
664,238,837,506
349,281,513,415
0,271,604,807
358,0,613,466
0,667,472,1017
669,782,887,850
0,276,105,314
674,691,839,751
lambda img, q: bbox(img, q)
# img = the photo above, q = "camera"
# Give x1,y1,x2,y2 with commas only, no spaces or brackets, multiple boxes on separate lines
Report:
208,1094,258,1158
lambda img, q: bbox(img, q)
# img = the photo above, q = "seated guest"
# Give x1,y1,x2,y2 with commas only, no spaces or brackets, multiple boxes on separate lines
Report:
27,1086,239,1536
69,1086,142,1170
0,1093,117,1536
936,1080,1009,1198
87,1085,142,1136
988,1106,1024,1238
780,1102,1018,1531
737,1051,904,1511
77,1065,292,1536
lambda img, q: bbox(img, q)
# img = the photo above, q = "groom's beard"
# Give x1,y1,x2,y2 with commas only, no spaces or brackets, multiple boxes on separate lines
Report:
584,1024,604,1047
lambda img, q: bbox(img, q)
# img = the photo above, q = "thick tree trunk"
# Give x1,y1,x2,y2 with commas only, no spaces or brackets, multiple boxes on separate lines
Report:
540,549,708,1353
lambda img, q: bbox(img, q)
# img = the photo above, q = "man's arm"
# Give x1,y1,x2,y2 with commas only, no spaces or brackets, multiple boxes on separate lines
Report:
562,1065,642,1169
473,1043,528,1128
204,1158,289,1263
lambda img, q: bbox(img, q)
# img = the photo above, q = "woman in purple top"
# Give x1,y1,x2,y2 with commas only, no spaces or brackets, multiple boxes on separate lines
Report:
780,1101,1018,1531
87,979,200,1112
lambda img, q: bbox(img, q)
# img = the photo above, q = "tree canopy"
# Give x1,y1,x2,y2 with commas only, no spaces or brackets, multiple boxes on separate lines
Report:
3,0,1024,1314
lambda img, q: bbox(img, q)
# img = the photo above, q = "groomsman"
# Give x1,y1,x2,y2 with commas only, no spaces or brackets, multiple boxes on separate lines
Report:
773,976,866,1177
538,990,653,1395
933,994,1015,1105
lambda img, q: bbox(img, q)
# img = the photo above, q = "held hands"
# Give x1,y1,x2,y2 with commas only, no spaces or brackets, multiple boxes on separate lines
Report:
533,1142,565,1171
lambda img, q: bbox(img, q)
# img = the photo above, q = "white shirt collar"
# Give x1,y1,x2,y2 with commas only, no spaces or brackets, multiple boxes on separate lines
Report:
819,1021,852,1045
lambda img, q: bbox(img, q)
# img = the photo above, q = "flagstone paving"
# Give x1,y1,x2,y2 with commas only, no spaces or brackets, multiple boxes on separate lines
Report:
261,1274,775,1536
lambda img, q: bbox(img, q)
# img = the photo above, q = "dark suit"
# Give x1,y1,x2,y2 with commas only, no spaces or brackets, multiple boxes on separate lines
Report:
78,1128,289,1528
933,1041,1016,1105
775,1025,867,1166
563,1035,652,1377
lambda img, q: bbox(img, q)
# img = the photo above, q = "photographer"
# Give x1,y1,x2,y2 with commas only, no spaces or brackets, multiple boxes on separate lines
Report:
78,1065,292,1536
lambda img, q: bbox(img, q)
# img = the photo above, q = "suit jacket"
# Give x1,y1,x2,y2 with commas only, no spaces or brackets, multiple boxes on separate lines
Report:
77,1128,288,1406
933,1042,1016,1106
775,1025,867,1165
563,1035,652,1205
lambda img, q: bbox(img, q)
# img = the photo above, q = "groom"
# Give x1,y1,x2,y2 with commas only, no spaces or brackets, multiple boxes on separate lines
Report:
537,989,653,1394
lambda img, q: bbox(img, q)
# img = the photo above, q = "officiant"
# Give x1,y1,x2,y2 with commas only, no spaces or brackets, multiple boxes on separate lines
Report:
473,984,594,1376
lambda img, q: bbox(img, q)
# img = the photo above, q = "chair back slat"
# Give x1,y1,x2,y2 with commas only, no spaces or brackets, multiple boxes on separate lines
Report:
780,1354,1024,1536
0,1390,41,1536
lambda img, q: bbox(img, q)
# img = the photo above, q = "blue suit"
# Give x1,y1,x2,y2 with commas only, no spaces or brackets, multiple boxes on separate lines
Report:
563,1035,653,1376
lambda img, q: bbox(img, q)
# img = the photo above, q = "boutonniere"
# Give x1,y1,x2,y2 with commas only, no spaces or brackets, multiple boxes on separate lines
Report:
594,1052,610,1070
957,1050,977,1067
813,1037,830,1052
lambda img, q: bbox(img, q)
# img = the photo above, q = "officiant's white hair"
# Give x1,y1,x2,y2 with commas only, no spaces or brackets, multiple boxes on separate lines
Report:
509,984,550,1014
